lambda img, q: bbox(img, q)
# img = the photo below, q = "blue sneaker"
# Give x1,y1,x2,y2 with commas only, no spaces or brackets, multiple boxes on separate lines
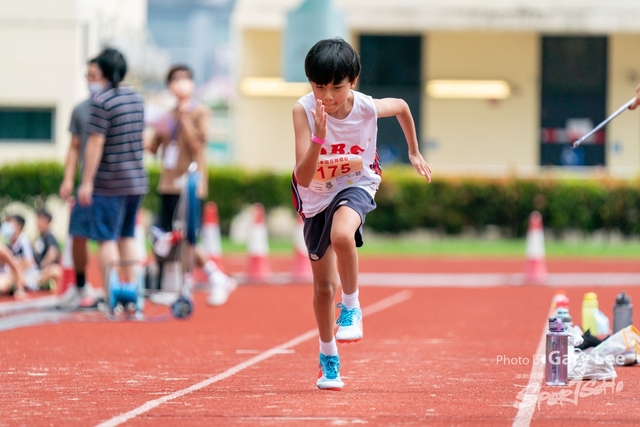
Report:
335,303,363,343
316,353,344,390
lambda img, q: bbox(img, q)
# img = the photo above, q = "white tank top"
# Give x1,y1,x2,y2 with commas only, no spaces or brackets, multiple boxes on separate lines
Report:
292,90,382,218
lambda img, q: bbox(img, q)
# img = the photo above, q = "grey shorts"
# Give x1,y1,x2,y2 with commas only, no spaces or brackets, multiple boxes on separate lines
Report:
303,187,376,261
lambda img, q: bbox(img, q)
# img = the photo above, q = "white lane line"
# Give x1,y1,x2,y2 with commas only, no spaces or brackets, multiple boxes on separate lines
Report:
358,272,640,287
512,303,554,427
512,322,546,427
94,290,412,427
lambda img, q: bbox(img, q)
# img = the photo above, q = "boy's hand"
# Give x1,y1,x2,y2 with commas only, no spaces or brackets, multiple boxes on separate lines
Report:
409,152,432,183
59,178,74,201
310,99,327,140
630,84,640,110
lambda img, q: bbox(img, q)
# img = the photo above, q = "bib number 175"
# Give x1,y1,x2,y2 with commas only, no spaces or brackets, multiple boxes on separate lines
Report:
316,163,351,180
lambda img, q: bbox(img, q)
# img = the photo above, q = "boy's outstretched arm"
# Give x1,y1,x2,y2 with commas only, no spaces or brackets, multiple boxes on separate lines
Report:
374,98,431,182
293,100,326,187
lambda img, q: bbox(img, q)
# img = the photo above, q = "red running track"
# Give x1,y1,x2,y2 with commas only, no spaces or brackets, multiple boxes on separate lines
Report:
1,256,640,426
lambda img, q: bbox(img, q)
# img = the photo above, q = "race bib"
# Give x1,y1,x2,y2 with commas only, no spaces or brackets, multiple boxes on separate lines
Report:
309,155,364,193
163,141,179,170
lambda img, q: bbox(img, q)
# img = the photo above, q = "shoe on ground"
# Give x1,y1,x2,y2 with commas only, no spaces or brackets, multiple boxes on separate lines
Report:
207,272,237,306
316,353,344,391
577,330,605,351
568,349,617,381
39,279,56,292
335,303,363,343
78,284,103,310
149,291,179,306
56,286,80,310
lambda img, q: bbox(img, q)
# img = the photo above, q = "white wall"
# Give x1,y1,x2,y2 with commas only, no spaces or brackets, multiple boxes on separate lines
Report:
607,34,640,177
0,0,82,163
0,0,152,165
424,32,540,175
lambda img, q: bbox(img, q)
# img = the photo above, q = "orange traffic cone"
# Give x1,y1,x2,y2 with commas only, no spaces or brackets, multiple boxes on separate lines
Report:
246,203,270,281
59,201,75,295
525,211,547,284
201,202,223,268
291,215,312,282
134,211,149,266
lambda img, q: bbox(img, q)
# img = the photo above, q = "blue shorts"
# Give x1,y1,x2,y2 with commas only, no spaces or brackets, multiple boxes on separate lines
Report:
90,195,142,242
69,199,92,238
303,187,376,261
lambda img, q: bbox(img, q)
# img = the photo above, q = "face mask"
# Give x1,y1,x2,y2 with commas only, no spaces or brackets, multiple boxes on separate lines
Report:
88,82,104,95
170,79,194,98
1,222,14,240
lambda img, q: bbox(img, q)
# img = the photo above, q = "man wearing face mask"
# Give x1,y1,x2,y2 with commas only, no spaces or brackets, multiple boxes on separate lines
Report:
58,59,106,308
77,48,148,290
147,64,236,306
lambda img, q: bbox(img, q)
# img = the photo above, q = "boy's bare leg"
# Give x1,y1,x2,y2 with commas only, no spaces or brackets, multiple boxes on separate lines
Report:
72,237,88,276
38,264,63,288
117,237,138,282
98,240,119,286
0,273,13,294
330,206,361,296
311,247,339,343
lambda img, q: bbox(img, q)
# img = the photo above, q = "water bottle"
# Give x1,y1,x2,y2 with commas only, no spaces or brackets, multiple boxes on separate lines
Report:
613,292,633,334
545,317,568,386
582,292,599,334
556,307,573,328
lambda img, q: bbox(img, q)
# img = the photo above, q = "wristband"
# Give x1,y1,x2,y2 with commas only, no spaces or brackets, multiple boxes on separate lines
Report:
311,134,326,145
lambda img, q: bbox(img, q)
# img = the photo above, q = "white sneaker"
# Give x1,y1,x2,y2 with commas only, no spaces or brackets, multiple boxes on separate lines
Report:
207,272,237,306
57,286,80,309
149,291,179,306
335,303,363,343
568,349,617,381
78,284,103,309
317,353,344,391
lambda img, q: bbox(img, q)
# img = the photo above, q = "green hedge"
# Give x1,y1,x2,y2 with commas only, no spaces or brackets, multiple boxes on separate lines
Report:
2,162,640,237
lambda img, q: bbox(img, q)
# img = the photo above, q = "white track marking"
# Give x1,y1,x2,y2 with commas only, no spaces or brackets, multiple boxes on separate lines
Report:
358,273,640,287
512,304,554,427
94,290,412,427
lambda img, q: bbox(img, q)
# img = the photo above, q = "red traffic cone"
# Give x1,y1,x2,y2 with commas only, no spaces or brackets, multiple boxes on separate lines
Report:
291,215,312,282
59,200,76,295
201,202,223,267
134,211,149,266
246,203,270,281
525,211,547,284
194,201,224,284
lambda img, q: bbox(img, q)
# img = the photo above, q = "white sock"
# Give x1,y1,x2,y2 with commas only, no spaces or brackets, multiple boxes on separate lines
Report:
203,261,221,279
341,288,360,309
319,337,338,356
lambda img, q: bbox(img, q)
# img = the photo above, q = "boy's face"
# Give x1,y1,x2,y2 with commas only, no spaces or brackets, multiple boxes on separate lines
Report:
310,77,358,115
37,215,49,234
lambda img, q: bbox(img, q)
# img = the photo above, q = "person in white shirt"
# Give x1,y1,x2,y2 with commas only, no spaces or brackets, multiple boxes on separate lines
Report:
291,38,431,390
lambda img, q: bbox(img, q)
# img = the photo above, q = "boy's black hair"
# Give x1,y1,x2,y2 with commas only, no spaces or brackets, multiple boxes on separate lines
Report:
305,37,361,85
166,64,194,84
92,48,127,87
8,214,25,230
36,209,52,223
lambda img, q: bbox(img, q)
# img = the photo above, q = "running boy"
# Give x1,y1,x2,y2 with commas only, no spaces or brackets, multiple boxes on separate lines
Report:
291,38,431,390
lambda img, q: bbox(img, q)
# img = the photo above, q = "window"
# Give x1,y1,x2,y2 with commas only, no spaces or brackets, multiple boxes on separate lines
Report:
539,37,607,166
0,107,55,143
359,35,422,164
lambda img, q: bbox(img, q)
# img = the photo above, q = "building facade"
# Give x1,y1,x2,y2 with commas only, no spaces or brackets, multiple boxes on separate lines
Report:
0,0,151,165
232,0,640,177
